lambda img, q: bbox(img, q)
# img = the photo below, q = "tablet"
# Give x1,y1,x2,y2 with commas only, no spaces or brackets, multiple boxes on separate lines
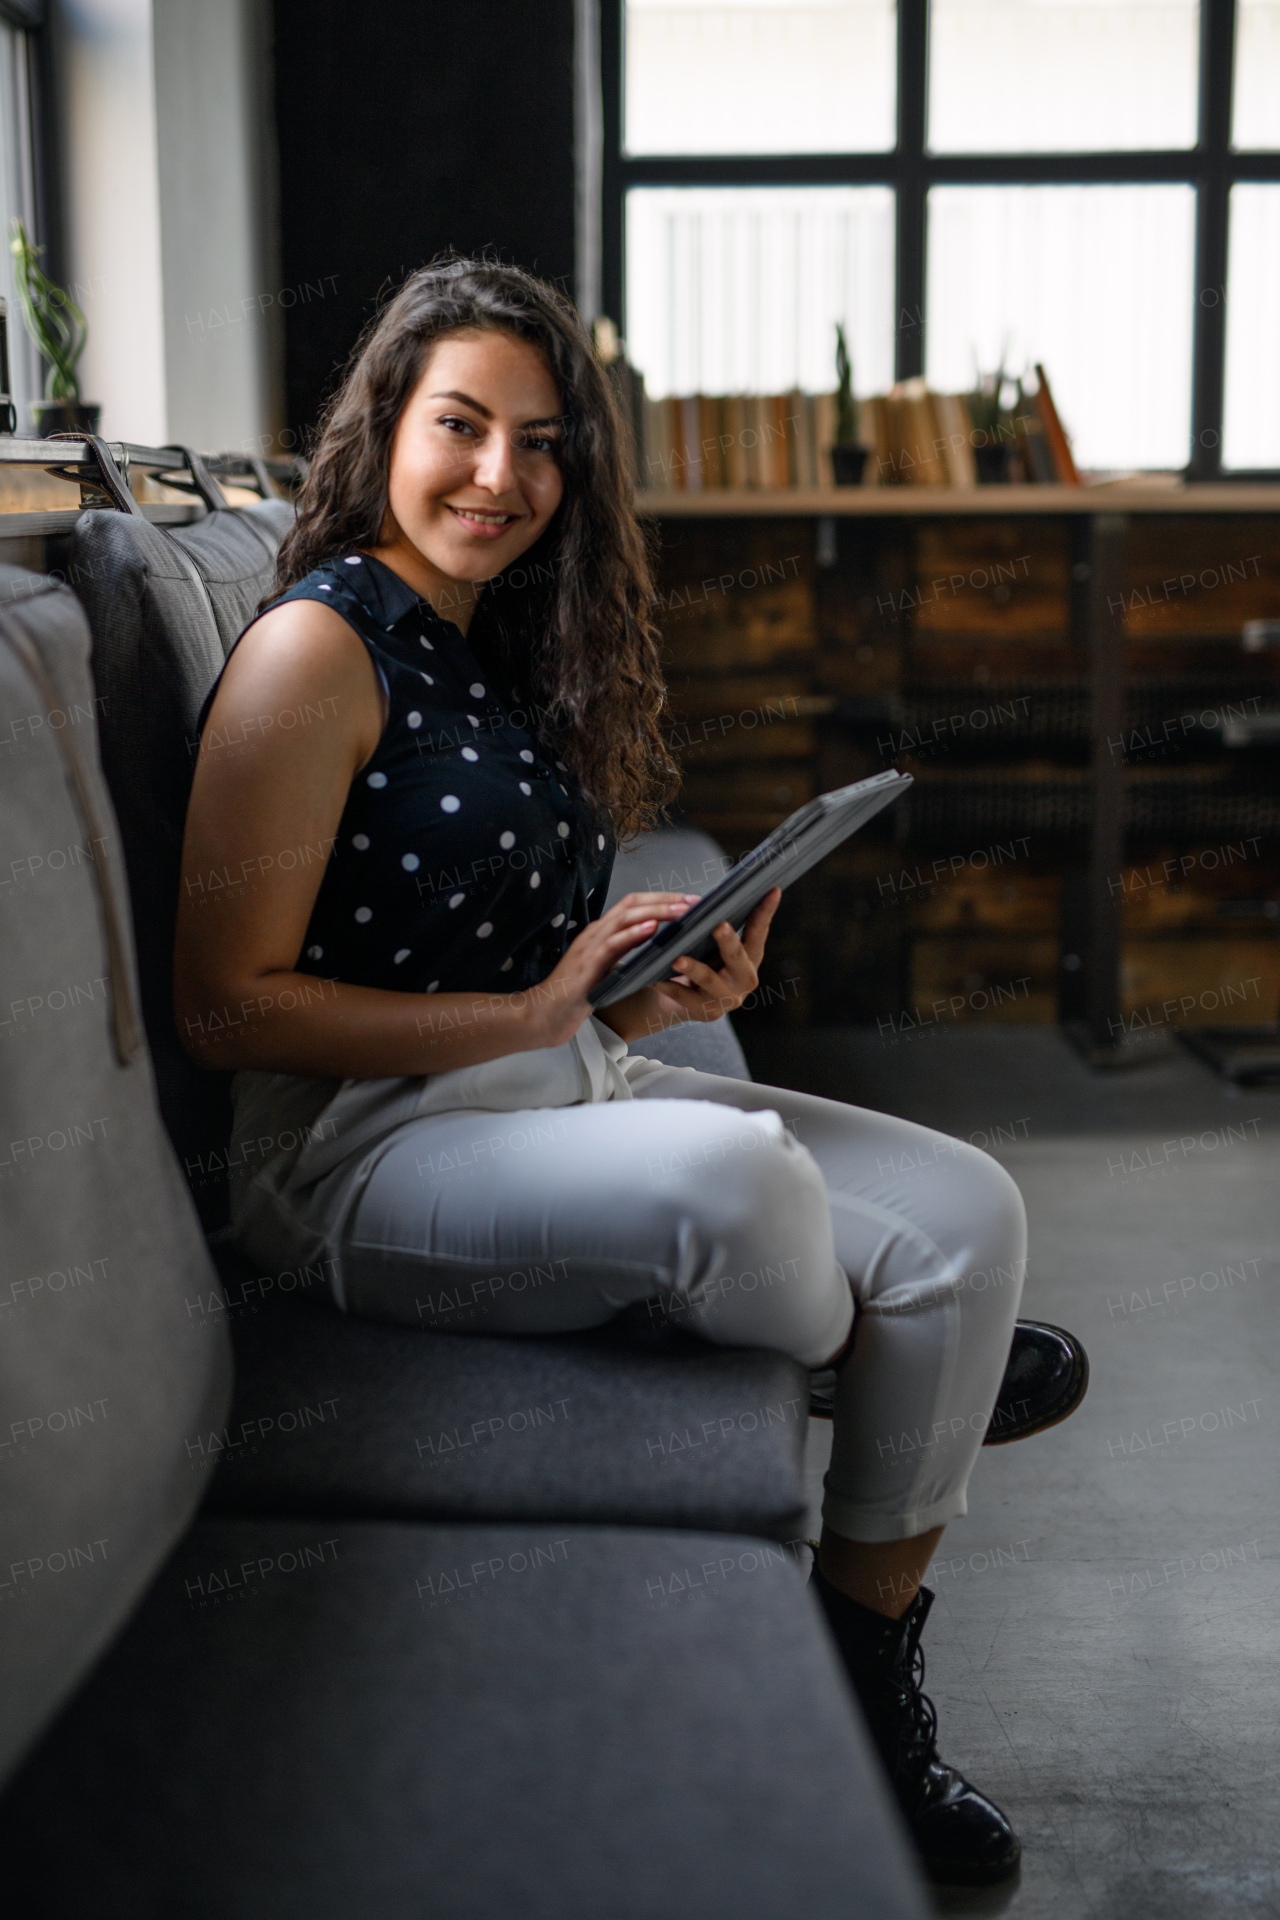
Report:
588,768,913,1009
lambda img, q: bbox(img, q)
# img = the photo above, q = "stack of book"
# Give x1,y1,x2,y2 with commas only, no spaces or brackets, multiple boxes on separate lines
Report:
639,366,1079,491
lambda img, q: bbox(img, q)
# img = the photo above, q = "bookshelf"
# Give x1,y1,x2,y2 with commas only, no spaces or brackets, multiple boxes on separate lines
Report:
639,487,1280,1060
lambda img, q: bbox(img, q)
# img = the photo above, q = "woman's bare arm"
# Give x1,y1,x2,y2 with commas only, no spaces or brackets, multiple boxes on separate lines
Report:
175,599,691,1079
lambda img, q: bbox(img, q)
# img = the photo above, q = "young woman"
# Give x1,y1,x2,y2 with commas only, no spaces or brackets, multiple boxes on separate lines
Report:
177,258,1037,1887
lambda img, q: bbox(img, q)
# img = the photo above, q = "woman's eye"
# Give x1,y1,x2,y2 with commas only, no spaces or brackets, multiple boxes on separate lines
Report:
519,434,559,455
439,415,476,435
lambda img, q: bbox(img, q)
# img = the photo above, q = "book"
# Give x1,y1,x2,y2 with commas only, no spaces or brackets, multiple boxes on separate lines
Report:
724,396,750,488
745,396,767,487
698,394,724,489
934,393,978,488
768,394,792,486
1033,364,1080,485
881,381,943,486
1016,404,1057,483
680,395,702,491
640,396,667,490
636,377,1069,492
857,394,890,485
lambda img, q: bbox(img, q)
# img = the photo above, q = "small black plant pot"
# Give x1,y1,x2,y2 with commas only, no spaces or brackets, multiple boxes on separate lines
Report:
973,443,1008,484
830,443,868,486
31,401,102,438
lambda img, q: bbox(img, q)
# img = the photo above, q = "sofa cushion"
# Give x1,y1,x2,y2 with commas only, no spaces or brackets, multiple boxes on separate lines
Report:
201,1245,810,1541
0,1517,927,1920
606,826,751,1081
71,502,295,1228
0,566,232,1786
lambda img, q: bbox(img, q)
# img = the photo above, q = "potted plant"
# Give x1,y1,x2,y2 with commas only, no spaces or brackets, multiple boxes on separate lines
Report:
829,322,866,485
9,219,100,437
965,358,1011,483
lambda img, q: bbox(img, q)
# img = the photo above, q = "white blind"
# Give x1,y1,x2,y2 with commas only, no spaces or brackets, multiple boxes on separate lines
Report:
626,185,895,397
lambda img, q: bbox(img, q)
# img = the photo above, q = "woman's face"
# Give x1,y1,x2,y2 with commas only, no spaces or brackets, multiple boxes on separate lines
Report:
380,328,565,603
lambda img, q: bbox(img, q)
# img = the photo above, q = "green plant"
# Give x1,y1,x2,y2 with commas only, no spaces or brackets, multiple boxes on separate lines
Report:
834,322,859,445
9,219,87,402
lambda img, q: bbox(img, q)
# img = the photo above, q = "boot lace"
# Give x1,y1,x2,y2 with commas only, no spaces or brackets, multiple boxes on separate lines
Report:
889,1623,940,1782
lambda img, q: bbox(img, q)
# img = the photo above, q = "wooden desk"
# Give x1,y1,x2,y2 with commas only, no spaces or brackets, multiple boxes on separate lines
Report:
639,488,1280,1058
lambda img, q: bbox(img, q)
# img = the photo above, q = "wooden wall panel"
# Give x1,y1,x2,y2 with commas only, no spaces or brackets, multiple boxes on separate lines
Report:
910,936,1059,1025
910,521,1070,639
1121,518,1280,639
651,508,1280,1031
1120,938,1280,1025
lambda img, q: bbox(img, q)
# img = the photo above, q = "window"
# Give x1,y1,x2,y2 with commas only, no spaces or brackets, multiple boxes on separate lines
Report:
626,184,894,396
1222,185,1280,466
0,13,39,427
925,184,1195,469
605,0,1280,474
927,0,1200,154
624,0,897,155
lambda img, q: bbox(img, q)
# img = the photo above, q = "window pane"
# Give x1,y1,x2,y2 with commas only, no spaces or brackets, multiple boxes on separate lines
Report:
0,23,39,425
928,0,1200,152
925,185,1195,469
1233,1,1280,147
1223,187,1280,467
624,0,897,155
626,186,895,398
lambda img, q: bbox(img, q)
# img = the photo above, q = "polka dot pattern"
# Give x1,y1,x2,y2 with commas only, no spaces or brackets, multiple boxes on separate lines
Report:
275,553,613,996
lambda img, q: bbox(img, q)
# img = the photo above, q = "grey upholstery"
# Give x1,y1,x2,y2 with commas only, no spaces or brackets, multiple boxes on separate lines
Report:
205,1247,810,1540
606,826,752,1081
71,502,295,1228
0,560,926,1916
0,1518,928,1920
0,567,232,1786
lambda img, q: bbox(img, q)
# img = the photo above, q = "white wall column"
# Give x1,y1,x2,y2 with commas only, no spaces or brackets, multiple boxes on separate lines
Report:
54,0,167,441
52,0,280,449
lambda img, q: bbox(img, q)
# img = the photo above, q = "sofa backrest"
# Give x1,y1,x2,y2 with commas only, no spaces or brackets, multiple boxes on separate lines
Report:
0,564,233,1786
71,501,294,1228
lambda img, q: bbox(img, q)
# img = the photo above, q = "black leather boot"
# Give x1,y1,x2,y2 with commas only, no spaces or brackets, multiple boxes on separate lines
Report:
808,1318,1089,1434
811,1568,1021,1887
982,1320,1088,1444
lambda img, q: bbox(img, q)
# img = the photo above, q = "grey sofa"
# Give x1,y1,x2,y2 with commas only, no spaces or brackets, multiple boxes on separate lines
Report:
0,520,927,1918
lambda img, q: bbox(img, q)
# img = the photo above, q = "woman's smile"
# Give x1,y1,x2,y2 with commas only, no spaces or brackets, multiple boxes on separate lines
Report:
445,502,522,537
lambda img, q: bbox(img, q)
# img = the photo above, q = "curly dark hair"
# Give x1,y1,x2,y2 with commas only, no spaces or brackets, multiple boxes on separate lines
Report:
271,255,679,839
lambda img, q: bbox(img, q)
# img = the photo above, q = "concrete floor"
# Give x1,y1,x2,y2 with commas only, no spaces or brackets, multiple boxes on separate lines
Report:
741,1025,1280,1920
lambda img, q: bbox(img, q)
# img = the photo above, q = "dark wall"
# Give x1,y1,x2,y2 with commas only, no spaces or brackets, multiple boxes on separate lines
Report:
272,0,577,441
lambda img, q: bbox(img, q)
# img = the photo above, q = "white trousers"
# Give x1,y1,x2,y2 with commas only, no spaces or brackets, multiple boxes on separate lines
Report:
230,1033,1027,1544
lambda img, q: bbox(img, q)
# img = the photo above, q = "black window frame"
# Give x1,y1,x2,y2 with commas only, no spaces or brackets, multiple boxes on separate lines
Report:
601,0,1280,478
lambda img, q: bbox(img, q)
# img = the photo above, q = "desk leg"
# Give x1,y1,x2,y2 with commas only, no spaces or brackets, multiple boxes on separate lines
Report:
1064,511,1163,1066
1086,513,1127,1051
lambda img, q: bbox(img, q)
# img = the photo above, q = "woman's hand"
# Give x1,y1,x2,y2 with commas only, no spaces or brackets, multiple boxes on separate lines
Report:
593,887,781,1045
527,891,701,1049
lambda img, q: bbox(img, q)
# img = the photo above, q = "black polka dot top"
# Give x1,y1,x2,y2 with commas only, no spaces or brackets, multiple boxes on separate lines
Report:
203,552,616,998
